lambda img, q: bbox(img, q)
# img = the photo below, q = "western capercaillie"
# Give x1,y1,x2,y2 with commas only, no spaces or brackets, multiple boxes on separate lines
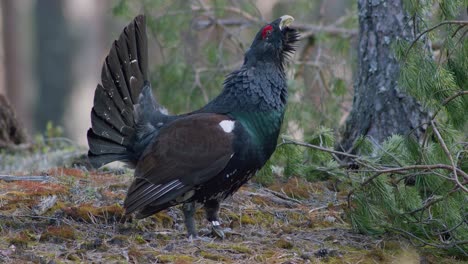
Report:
87,14,298,238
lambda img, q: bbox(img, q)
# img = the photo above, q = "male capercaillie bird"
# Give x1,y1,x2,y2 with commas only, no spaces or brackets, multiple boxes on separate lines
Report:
87,14,298,238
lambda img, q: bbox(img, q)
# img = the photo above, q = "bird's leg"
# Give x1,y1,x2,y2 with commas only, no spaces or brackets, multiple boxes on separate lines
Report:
204,200,224,239
182,202,197,238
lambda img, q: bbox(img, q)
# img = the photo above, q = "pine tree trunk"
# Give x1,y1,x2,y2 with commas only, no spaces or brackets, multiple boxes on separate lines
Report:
1,0,29,129
339,0,428,152
0,95,28,148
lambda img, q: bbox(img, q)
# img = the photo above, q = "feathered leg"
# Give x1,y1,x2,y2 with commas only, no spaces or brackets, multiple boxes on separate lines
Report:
182,202,197,238
205,200,224,239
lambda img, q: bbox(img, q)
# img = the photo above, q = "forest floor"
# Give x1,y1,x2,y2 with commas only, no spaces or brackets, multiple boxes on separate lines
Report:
0,153,463,264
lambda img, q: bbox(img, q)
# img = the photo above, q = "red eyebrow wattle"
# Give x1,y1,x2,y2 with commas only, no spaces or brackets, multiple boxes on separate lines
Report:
261,25,273,39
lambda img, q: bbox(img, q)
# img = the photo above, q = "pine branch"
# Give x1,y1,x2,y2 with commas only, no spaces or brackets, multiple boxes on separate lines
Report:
430,121,468,192
404,188,459,215
431,90,468,121
388,227,468,250
405,20,468,57
347,164,468,207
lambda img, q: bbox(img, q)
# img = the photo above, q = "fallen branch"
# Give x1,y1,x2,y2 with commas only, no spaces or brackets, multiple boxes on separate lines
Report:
0,175,53,182
263,188,302,204
242,190,300,208
0,214,59,221
32,195,58,216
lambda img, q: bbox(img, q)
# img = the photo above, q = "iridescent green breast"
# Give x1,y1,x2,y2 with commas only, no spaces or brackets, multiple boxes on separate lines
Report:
231,110,284,161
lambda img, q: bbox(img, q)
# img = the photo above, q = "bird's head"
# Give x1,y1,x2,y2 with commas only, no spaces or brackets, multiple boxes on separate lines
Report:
245,15,299,68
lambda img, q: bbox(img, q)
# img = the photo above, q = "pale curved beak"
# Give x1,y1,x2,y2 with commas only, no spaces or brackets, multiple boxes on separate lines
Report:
279,15,294,30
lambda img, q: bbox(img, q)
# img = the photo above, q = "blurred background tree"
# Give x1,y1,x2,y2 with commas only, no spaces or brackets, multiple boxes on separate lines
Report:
34,0,73,132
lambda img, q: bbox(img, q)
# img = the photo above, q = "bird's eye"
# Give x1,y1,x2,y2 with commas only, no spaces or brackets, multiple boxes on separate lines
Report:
261,25,273,39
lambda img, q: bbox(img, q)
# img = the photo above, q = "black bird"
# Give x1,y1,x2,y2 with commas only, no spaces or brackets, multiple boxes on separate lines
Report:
87,15,298,238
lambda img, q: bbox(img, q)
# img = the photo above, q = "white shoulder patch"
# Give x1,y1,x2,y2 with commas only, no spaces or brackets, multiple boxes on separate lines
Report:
219,120,235,133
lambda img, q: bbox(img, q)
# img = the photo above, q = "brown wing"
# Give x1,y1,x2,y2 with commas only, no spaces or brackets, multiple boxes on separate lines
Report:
124,113,236,214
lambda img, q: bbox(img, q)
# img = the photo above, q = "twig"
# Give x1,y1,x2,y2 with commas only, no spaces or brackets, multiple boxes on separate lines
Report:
308,205,327,213
296,23,358,39
432,214,467,236
431,90,468,121
279,137,359,159
191,68,209,103
405,20,468,57
368,137,404,167
242,190,299,208
192,5,260,24
431,121,468,192
0,175,53,182
191,4,357,39
404,188,459,215
388,227,468,251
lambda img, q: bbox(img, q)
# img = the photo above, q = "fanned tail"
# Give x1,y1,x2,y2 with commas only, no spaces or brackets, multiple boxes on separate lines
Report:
87,15,164,168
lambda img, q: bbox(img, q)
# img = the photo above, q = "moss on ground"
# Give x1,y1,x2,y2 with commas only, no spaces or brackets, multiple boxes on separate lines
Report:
0,167,464,263
40,226,76,242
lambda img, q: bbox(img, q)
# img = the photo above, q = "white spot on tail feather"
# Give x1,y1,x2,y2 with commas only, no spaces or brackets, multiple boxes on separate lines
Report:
219,120,235,133
226,169,237,179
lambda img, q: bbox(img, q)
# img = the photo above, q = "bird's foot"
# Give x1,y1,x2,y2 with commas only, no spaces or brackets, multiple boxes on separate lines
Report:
186,228,214,242
186,228,198,239
186,233,214,242
210,221,225,239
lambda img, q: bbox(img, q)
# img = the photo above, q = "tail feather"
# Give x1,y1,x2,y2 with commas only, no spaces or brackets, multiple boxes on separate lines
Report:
90,110,132,147
101,61,134,125
87,129,128,154
105,46,135,109
134,17,148,78
93,84,134,136
88,15,159,168
121,25,146,102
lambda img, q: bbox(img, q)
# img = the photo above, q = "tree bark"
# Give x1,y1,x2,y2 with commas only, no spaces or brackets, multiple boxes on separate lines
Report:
0,95,28,148
339,0,428,152
1,0,28,127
